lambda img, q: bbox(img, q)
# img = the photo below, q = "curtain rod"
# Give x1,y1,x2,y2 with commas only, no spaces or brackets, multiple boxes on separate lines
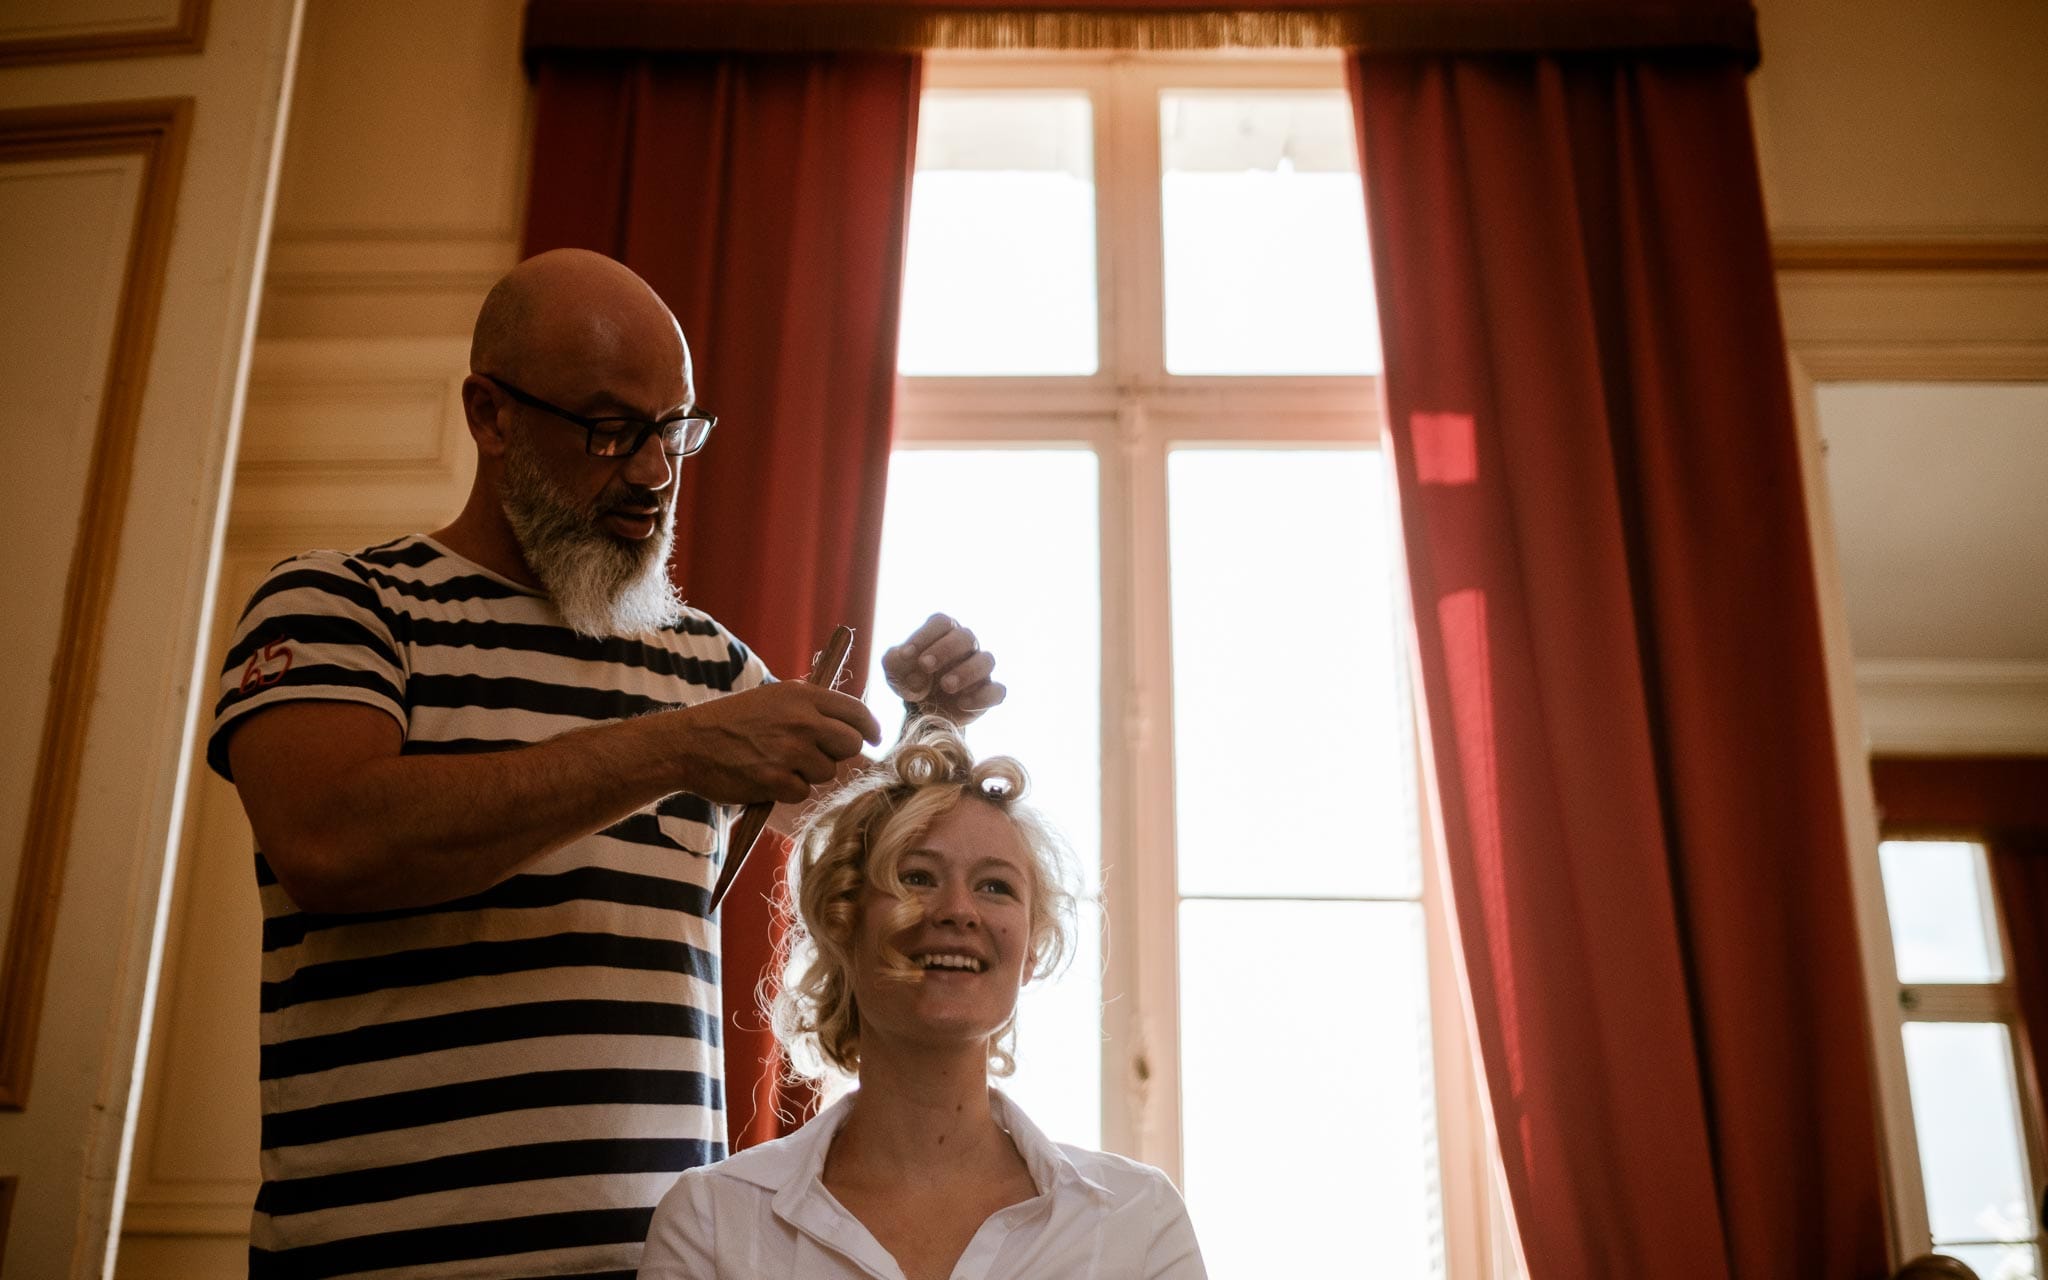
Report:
522,2,1759,63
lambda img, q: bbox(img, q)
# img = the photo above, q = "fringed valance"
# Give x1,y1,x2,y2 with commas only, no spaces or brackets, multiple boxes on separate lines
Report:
523,1,1759,63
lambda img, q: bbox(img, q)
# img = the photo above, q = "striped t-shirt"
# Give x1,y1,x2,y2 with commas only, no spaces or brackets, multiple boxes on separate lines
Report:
209,534,769,1279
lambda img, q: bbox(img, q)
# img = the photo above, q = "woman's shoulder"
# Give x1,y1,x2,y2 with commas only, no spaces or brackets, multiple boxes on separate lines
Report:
1053,1143,1187,1201
991,1092,1184,1206
643,1135,818,1278
648,1137,794,1239
680,1127,818,1193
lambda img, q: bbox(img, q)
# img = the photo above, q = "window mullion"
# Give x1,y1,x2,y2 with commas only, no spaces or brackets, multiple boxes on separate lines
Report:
1120,391,1185,1181
1103,58,1166,391
1898,983,2018,1021
1096,396,1143,1162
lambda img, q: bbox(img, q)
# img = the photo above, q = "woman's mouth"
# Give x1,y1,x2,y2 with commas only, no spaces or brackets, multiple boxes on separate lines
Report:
912,951,986,974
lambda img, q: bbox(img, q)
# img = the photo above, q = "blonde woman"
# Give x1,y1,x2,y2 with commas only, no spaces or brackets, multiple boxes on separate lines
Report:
640,718,1207,1279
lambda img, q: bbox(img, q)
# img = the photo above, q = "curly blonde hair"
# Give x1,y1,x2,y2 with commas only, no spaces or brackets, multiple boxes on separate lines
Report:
770,716,1077,1081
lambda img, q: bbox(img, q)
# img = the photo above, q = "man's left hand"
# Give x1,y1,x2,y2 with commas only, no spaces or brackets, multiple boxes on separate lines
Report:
881,613,1005,726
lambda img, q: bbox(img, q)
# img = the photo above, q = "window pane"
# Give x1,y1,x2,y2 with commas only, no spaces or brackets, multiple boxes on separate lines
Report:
1942,1244,2040,1280
1160,91,1381,375
863,449,1102,1146
899,92,1098,376
1180,900,1441,1279
1902,1021,2035,1247
1880,840,2005,983
1168,449,1416,898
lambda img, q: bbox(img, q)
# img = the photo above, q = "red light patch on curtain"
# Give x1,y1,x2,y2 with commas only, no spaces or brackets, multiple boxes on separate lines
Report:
1438,585,1523,1093
1410,411,1478,485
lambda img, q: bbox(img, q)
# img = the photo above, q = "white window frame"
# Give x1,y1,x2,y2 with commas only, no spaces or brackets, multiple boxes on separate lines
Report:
1876,827,2048,1267
898,50,1499,1277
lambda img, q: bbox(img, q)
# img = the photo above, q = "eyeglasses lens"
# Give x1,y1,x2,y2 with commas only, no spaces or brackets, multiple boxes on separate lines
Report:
588,419,710,459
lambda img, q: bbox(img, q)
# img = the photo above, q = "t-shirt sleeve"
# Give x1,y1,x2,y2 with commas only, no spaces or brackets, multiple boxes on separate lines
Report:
207,550,408,782
721,625,774,693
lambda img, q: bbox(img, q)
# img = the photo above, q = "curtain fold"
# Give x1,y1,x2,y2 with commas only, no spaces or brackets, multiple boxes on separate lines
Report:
1350,52,1888,1277
1993,834,2048,1131
523,49,921,1148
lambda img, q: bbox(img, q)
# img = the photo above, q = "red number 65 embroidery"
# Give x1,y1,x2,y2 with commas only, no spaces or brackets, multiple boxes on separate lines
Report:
239,640,294,695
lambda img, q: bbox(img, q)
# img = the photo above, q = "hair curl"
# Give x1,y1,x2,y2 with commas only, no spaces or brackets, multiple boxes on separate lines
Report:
769,716,1078,1082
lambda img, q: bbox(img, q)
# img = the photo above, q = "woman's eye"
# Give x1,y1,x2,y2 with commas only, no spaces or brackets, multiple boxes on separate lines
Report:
978,879,1016,897
900,870,936,888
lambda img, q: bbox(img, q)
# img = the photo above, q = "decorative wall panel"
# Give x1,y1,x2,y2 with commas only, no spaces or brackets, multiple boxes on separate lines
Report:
0,0,206,66
0,98,188,1111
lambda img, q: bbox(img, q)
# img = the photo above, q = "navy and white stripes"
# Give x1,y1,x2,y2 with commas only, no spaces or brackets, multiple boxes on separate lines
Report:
211,534,766,1279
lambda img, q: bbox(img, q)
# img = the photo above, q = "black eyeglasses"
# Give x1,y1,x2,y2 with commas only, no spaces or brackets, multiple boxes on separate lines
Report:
482,374,715,459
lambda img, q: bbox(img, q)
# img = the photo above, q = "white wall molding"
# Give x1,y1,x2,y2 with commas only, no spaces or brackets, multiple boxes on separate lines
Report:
230,336,475,538
264,231,516,294
256,234,517,342
120,1196,251,1237
109,1232,246,1280
1794,342,2048,386
1777,272,2048,353
1856,660,2048,754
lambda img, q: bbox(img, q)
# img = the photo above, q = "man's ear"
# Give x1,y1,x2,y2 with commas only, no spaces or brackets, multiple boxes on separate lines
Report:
460,375,511,458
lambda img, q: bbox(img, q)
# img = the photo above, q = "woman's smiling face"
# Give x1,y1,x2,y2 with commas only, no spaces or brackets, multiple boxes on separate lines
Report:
850,797,1036,1057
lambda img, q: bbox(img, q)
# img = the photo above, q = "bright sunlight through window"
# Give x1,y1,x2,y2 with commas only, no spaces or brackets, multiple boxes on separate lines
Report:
897,93,1098,376
1169,450,1438,1278
1161,93,1381,375
1880,839,2041,1279
869,63,1452,1277
863,450,1104,1148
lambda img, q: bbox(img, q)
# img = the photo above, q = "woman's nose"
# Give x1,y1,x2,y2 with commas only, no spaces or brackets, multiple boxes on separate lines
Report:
930,878,979,927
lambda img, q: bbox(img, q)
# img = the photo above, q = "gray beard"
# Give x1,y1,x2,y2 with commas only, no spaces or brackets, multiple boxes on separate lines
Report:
499,432,684,639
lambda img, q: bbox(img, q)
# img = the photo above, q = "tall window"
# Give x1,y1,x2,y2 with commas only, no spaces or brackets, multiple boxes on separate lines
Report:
861,55,1484,1277
1876,831,2044,1280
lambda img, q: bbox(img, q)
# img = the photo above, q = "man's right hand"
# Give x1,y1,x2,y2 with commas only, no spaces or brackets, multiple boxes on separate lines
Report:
662,682,881,806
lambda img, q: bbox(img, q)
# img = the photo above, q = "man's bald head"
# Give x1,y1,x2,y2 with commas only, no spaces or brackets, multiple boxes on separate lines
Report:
455,250,693,635
470,249,693,404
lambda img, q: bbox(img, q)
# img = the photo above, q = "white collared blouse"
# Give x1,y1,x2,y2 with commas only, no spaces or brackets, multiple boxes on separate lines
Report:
638,1089,1209,1280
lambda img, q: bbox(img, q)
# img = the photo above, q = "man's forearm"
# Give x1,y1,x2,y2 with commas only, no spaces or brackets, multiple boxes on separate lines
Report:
237,679,877,914
278,713,688,913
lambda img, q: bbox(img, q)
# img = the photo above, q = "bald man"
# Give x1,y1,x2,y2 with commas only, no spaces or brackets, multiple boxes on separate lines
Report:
208,249,1002,1278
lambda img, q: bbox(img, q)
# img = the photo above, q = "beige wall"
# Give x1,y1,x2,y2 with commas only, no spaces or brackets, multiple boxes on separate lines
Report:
1754,0,2048,244
0,1,301,1276
113,0,2048,1272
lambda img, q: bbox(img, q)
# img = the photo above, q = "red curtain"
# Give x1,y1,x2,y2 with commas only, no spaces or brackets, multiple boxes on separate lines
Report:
1871,756,2048,1135
1350,54,1887,1277
523,50,920,1147
1995,834,2048,1124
